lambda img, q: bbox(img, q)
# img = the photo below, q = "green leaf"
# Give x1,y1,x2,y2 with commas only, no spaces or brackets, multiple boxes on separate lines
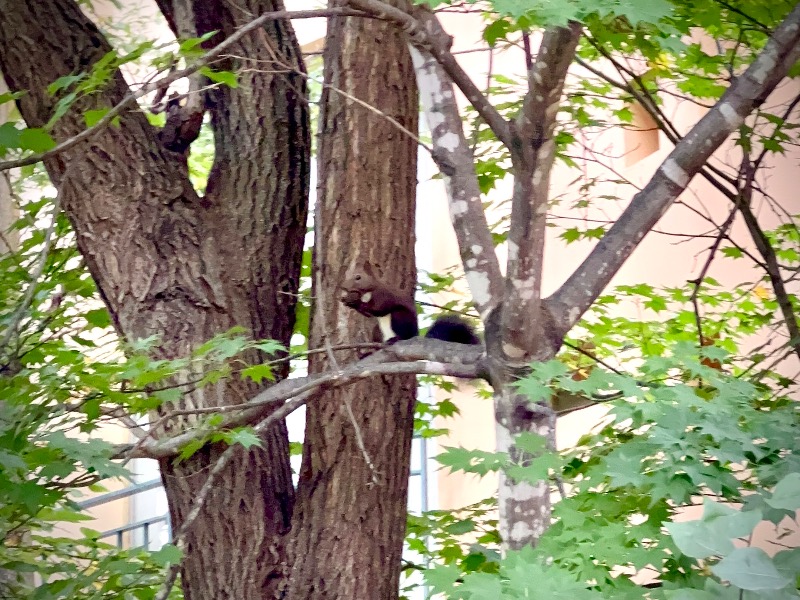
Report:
241,363,274,383
424,564,461,593
36,507,94,523
0,449,27,471
513,376,551,403
0,122,21,148
106,559,140,574
178,31,218,53
711,547,791,591
178,438,205,461
83,108,110,127
149,544,183,566
701,499,763,539
84,307,111,328
42,431,124,477
514,432,548,454
665,520,734,559
505,453,559,485
14,481,47,514
615,0,673,24
436,446,508,476
222,428,262,450
254,339,285,355
766,472,800,511
200,67,239,88
446,519,476,535
459,571,503,596
603,447,647,488
773,548,800,581
152,387,183,404
48,74,83,95
560,228,581,243
18,128,56,152
484,19,511,46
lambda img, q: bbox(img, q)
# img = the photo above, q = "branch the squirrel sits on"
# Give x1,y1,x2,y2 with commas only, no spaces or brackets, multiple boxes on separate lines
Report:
340,263,480,345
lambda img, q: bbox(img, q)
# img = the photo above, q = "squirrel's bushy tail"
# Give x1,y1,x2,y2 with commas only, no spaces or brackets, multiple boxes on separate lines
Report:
426,315,480,345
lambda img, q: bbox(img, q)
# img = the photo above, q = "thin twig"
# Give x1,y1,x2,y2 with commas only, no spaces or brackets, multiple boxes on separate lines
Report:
232,54,431,153
341,392,381,486
688,192,742,345
737,158,800,363
323,338,380,485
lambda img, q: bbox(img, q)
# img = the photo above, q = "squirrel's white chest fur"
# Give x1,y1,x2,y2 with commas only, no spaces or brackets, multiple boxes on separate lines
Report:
377,315,394,341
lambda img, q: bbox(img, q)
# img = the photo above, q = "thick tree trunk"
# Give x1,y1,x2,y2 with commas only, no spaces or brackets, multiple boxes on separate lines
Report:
286,2,419,598
0,1,309,598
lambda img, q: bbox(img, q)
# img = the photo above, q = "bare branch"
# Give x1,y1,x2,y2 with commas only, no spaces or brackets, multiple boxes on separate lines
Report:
737,163,800,363
120,338,485,460
324,339,380,484
408,42,504,319
688,200,740,344
501,23,582,361
231,51,431,152
547,3,800,336
101,407,148,440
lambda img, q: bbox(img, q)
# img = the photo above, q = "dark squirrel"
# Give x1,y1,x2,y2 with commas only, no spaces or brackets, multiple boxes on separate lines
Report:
340,263,480,345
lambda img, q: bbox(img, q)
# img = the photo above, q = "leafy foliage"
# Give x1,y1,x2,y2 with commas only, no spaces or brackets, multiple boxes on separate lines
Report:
0,174,284,598
404,300,800,598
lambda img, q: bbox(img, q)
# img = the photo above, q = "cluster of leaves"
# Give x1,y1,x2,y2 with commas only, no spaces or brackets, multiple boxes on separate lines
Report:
0,176,286,597
543,344,799,598
569,277,796,393
406,341,800,598
430,0,675,29
0,185,162,597
3,531,182,600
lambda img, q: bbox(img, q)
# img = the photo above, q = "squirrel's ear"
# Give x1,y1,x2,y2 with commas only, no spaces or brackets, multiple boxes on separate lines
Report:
362,262,377,277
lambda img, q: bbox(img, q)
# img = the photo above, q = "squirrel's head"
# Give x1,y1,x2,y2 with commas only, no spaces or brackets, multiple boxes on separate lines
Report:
340,261,379,307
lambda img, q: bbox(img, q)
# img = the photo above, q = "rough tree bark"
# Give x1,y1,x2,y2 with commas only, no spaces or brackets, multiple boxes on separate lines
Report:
286,0,419,597
0,0,309,598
